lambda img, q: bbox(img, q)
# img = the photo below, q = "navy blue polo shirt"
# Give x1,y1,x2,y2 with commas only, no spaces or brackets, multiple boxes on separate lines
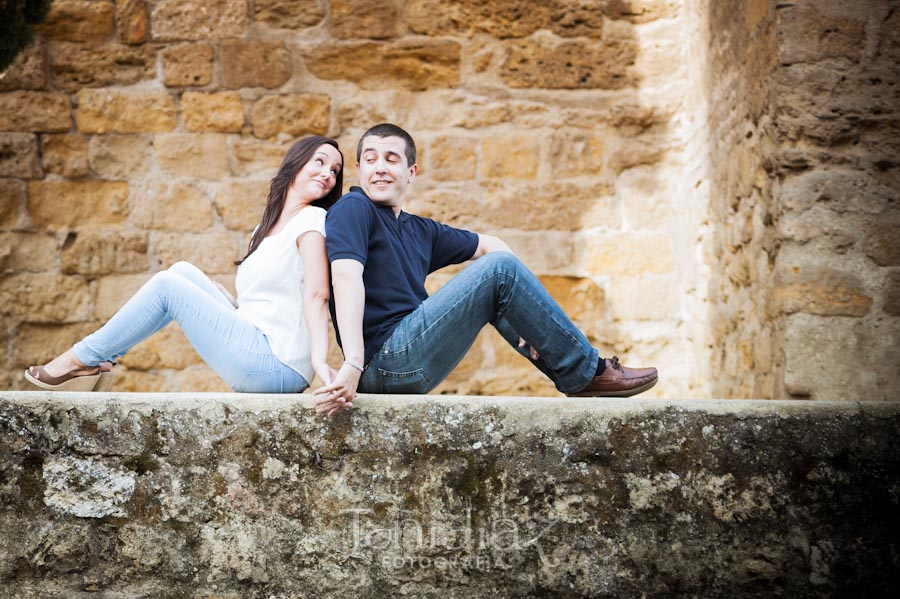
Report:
325,187,479,365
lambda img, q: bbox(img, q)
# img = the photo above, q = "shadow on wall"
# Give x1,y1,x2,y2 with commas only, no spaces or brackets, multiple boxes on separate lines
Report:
701,0,900,400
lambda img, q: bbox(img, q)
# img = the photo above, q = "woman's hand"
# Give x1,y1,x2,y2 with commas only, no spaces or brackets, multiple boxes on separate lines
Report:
312,360,338,387
313,363,360,419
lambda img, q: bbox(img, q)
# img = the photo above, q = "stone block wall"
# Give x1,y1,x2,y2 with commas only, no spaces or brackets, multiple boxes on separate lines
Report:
688,0,899,400
1,0,897,399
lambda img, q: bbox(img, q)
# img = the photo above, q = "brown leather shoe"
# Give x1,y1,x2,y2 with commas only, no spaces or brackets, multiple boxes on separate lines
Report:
567,356,658,397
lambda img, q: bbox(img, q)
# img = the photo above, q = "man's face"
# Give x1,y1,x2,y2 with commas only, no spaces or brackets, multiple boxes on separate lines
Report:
357,135,416,211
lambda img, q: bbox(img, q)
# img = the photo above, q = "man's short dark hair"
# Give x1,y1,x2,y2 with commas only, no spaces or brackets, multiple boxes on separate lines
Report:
357,123,417,166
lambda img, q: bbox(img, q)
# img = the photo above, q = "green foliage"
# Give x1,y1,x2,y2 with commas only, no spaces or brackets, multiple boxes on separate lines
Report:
1,0,53,73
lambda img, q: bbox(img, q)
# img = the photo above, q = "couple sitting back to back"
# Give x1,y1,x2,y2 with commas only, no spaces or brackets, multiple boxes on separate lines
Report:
26,124,657,412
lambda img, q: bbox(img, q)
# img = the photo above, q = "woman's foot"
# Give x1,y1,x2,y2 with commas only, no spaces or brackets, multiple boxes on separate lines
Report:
23,348,102,391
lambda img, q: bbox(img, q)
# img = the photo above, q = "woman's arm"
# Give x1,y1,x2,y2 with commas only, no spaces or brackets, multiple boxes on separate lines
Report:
297,230,337,388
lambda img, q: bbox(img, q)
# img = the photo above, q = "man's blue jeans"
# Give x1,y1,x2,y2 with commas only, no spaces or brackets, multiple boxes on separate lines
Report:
358,252,598,394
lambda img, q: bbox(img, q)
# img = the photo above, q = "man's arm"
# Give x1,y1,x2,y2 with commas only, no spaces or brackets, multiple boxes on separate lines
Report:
470,233,513,259
313,258,364,418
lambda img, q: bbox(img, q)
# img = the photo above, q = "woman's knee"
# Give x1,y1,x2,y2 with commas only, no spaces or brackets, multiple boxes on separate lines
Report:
167,261,200,278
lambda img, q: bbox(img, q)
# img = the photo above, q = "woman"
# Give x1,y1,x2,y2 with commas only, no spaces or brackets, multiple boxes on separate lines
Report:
25,136,344,393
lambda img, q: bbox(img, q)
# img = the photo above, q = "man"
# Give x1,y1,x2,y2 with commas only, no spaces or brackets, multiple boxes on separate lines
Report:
313,124,657,417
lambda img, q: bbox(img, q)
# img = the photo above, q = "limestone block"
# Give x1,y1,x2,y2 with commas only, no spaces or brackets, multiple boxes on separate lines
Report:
121,325,203,370
863,215,900,266
255,0,325,29
161,43,214,87
404,0,606,39
0,180,23,228
60,228,149,276
540,275,606,322
41,134,89,177
12,323,97,367
227,138,292,178
182,92,244,133
0,133,40,178
776,207,855,253
0,41,46,91
220,40,291,89
549,129,604,178
153,231,240,274
608,276,680,321
480,132,538,180
34,0,115,43
75,90,176,133
883,271,900,317
250,94,330,139
778,169,891,214
49,42,155,92
583,232,675,276
779,2,866,65
95,274,148,320
501,35,637,89
413,182,616,233
0,92,71,132
609,133,669,173
746,0,769,29
153,133,230,180
215,181,268,231
174,366,230,392
618,166,676,227
500,229,576,273
600,0,680,24
132,182,212,232
427,136,477,182
115,0,148,44
43,456,135,519
307,40,460,90
331,0,400,40
0,232,59,273
784,313,900,400
150,0,248,41
775,266,872,317
27,181,129,228
0,273,91,323
108,368,168,392
87,134,153,180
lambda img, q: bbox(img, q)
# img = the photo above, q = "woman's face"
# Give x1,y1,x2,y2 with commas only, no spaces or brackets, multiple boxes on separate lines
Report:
292,143,343,202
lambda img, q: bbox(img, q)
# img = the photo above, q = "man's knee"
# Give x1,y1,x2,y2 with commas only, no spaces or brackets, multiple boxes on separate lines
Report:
476,250,521,273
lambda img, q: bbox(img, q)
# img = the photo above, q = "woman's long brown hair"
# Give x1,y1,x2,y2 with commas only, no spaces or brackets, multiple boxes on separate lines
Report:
237,136,344,264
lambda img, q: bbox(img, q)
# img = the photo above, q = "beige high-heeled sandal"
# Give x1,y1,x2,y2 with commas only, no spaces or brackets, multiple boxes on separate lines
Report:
24,365,101,392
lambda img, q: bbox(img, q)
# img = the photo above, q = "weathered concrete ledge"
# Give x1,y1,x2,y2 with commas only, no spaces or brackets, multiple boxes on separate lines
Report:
1,392,899,598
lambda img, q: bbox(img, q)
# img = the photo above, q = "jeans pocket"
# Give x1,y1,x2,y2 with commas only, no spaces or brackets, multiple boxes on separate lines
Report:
376,367,431,394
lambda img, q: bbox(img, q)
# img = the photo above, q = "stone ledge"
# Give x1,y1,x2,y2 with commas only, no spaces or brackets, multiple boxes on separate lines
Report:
1,392,899,598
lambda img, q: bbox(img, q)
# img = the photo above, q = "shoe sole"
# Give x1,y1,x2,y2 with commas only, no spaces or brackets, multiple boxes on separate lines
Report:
94,371,114,392
567,376,658,398
24,370,100,392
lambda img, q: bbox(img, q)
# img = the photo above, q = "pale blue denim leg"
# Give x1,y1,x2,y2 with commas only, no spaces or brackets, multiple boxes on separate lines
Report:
358,252,598,394
73,262,307,393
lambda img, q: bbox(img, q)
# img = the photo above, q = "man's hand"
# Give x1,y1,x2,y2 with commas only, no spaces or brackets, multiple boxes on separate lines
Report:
313,363,360,419
518,337,540,360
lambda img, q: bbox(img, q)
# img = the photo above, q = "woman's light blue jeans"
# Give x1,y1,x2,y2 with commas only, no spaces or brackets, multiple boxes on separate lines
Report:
357,252,599,395
74,262,308,393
